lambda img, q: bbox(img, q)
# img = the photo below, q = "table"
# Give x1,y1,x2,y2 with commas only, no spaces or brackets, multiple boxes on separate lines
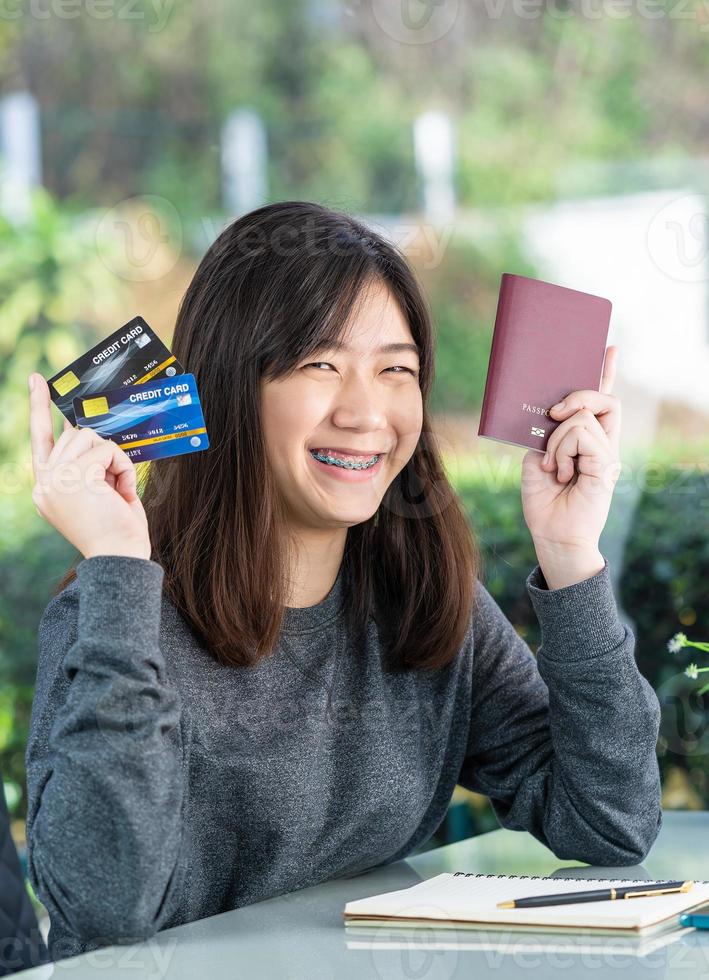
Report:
17,810,709,979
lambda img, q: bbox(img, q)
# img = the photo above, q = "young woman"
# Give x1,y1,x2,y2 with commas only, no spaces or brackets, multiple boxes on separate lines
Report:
26,201,662,963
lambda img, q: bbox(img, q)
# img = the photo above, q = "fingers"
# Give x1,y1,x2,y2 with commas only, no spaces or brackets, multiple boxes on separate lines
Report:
545,407,606,459
34,422,138,506
49,425,103,467
549,390,621,452
114,467,138,503
600,345,618,395
29,373,55,482
544,416,613,485
76,441,138,500
35,440,138,508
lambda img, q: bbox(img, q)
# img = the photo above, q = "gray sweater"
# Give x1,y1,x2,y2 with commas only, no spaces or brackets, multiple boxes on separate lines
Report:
26,553,662,963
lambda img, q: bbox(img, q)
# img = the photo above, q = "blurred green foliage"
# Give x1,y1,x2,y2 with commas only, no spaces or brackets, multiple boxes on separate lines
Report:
421,226,539,413
0,189,122,467
621,474,709,686
2,0,707,216
620,470,709,812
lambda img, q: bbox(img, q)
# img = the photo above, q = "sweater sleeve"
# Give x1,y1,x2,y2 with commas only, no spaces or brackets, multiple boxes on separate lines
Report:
25,555,187,950
458,555,663,866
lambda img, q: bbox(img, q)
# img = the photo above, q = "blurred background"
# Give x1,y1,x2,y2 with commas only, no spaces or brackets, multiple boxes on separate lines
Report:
1,0,708,941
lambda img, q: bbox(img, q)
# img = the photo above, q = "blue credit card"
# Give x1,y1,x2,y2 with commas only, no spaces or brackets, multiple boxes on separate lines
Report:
73,373,209,463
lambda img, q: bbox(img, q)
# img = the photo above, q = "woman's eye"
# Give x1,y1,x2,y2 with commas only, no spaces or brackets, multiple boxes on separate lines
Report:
302,362,417,376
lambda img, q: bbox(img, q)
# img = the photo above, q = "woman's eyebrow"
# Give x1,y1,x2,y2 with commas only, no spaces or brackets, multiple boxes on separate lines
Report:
313,340,420,357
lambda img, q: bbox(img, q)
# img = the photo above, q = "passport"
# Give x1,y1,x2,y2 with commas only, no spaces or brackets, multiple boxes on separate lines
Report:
477,274,612,453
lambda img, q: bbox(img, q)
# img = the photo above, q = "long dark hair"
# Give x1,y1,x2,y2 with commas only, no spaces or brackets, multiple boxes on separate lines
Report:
55,201,483,671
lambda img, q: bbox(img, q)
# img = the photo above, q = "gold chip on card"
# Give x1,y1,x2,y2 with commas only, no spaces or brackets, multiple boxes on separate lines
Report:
52,371,80,396
81,396,109,418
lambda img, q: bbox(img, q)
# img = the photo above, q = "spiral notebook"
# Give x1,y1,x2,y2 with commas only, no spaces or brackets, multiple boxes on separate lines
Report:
343,873,709,936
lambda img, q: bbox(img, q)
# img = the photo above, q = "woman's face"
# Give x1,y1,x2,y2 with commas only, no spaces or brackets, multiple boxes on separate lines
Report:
260,280,424,533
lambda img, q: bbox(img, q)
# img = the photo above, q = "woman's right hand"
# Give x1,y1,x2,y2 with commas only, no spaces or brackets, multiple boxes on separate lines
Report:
29,372,152,561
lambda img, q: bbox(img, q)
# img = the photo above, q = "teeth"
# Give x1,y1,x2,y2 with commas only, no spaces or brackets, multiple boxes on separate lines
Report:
310,449,379,470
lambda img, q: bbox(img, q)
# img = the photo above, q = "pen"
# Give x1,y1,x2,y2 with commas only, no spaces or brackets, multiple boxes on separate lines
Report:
497,880,694,909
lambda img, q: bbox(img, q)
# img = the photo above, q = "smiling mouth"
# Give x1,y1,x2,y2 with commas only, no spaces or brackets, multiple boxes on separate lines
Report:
308,449,382,470
307,447,387,456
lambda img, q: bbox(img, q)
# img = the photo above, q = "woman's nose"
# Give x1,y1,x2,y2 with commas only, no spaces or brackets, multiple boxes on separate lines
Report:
330,374,388,429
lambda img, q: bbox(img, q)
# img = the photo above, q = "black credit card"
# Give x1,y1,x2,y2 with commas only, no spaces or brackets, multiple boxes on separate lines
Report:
47,316,185,425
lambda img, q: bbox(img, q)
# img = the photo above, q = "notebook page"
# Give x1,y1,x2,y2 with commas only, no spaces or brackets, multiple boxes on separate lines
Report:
344,922,692,957
343,874,709,930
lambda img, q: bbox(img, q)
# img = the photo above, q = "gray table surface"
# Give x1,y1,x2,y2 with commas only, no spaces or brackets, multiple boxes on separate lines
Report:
17,809,709,979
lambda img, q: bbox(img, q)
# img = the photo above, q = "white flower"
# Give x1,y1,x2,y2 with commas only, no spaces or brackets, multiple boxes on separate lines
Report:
668,632,688,654
685,663,699,680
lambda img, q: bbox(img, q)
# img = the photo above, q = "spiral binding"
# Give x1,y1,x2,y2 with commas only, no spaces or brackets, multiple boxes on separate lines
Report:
453,872,709,884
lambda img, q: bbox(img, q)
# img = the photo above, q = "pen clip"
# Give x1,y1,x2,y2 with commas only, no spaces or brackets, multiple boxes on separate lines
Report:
624,881,693,899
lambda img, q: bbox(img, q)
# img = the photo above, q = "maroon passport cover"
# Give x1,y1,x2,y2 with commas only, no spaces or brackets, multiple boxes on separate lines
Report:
477,273,612,453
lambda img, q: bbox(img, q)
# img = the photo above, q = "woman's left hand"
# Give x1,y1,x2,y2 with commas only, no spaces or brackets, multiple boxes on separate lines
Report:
520,346,622,568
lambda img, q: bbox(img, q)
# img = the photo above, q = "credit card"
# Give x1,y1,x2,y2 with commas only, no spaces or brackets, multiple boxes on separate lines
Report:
73,373,209,463
48,316,185,425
